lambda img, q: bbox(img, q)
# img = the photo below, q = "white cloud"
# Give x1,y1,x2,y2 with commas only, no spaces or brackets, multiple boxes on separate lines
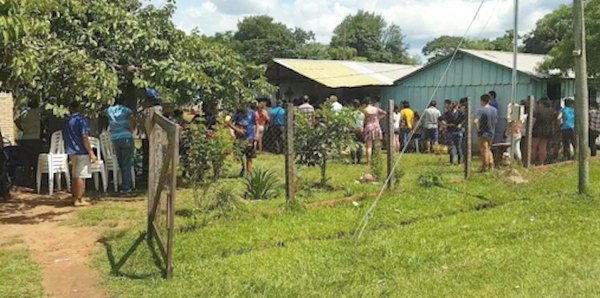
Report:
171,0,570,58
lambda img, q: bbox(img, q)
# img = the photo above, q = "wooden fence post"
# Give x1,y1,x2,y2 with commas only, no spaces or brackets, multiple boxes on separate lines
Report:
525,95,534,168
464,98,472,179
284,102,295,203
387,100,395,189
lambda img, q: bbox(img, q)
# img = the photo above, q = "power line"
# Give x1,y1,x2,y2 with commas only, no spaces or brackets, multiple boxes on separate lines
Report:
355,0,488,239
473,0,504,39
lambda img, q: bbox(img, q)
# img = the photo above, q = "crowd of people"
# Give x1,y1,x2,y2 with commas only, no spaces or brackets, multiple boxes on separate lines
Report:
8,88,600,204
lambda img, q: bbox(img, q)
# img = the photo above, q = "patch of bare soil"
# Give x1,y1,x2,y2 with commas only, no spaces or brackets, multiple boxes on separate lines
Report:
0,188,107,298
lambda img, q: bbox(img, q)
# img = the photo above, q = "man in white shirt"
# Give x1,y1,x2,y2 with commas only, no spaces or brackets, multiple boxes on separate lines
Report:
423,100,442,153
329,94,343,112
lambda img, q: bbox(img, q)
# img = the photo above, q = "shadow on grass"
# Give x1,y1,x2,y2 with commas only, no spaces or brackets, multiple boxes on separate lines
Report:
99,231,166,280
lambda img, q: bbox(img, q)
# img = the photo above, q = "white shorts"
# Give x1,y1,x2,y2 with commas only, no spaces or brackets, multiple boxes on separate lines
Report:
255,125,265,140
70,155,91,179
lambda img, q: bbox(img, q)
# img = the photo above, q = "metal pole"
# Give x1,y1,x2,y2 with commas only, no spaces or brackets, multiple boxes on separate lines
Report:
573,0,590,194
284,102,296,203
509,0,519,163
387,100,395,189
464,98,472,179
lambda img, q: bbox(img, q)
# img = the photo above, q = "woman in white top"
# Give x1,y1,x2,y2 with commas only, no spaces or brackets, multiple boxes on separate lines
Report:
393,105,402,153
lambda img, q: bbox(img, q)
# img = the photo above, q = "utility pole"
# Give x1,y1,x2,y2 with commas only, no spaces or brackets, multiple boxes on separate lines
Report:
509,0,519,163
573,0,589,194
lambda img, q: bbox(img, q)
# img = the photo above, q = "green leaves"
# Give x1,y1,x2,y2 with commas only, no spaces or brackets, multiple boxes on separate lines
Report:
329,10,414,64
295,105,357,184
1,0,274,115
243,168,281,200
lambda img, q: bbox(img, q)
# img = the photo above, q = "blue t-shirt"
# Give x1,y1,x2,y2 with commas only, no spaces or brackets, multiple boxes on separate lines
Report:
107,105,133,140
476,105,498,137
270,106,286,126
63,113,90,155
561,107,575,130
232,109,257,141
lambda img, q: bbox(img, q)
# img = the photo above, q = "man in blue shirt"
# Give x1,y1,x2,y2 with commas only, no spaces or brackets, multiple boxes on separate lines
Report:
270,100,286,154
558,98,576,160
489,90,499,111
107,96,135,192
475,93,498,172
63,101,96,207
230,102,257,176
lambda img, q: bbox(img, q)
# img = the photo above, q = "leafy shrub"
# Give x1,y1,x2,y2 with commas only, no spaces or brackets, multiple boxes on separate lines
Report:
211,184,245,212
394,166,405,182
417,173,443,188
295,105,356,186
186,118,234,184
244,168,281,200
188,183,245,230
369,151,385,180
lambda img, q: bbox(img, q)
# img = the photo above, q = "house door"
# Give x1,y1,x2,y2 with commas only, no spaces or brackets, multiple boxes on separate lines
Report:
547,83,561,101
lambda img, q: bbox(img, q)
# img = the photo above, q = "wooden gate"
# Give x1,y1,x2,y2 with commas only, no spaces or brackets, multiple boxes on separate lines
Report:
147,111,179,279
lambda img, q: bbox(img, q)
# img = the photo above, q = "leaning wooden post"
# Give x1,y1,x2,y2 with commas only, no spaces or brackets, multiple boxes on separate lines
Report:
284,102,296,203
464,98,472,179
386,100,395,189
146,109,156,241
525,95,535,168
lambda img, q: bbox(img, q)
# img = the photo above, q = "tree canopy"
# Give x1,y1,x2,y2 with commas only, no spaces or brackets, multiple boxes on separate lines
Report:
0,0,274,116
330,10,416,64
231,15,316,65
422,31,519,63
523,5,571,55
536,1,600,77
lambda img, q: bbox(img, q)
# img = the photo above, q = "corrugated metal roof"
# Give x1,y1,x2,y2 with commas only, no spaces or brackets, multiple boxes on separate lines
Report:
273,58,421,88
460,49,570,78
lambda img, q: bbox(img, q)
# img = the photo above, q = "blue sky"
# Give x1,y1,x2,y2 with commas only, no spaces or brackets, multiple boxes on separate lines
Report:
146,0,570,61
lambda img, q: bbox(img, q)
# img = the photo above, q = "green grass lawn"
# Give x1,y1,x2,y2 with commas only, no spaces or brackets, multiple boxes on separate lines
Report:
0,239,44,297
75,153,600,297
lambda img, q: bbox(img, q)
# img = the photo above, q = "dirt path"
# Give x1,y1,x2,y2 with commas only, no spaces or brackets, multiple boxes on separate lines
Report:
0,188,108,298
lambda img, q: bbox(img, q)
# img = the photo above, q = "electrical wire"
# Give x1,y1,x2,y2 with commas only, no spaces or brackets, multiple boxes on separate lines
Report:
355,0,488,239
473,0,504,39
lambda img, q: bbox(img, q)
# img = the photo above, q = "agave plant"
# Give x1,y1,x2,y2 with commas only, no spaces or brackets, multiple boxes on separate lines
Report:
244,168,281,200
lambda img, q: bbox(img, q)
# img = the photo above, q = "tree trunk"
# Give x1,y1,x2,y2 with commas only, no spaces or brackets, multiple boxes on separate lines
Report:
320,159,327,187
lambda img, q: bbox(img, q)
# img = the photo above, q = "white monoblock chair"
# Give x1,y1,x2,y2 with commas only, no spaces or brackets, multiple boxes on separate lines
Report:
37,131,71,195
99,132,135,192
89,137,108,192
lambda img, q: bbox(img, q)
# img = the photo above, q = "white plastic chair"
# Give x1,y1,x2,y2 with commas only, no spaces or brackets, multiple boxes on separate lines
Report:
89,137,108,192
37,131,71,195
100,132,135,192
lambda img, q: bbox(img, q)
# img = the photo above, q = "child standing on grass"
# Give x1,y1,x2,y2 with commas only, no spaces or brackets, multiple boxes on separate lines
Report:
230,102,256,176
63,101,96,207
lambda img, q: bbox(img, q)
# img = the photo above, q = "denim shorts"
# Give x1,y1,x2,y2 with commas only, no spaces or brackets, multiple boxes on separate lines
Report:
424,128,439,142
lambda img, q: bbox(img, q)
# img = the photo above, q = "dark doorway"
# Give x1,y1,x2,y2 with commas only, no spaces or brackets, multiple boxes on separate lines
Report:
547,83,561,101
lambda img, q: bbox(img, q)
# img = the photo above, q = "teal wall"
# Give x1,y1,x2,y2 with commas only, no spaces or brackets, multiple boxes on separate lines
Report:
381,53,574,114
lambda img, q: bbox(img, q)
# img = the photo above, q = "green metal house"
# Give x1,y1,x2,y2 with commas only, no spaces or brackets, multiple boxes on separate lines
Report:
382,49,576,113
